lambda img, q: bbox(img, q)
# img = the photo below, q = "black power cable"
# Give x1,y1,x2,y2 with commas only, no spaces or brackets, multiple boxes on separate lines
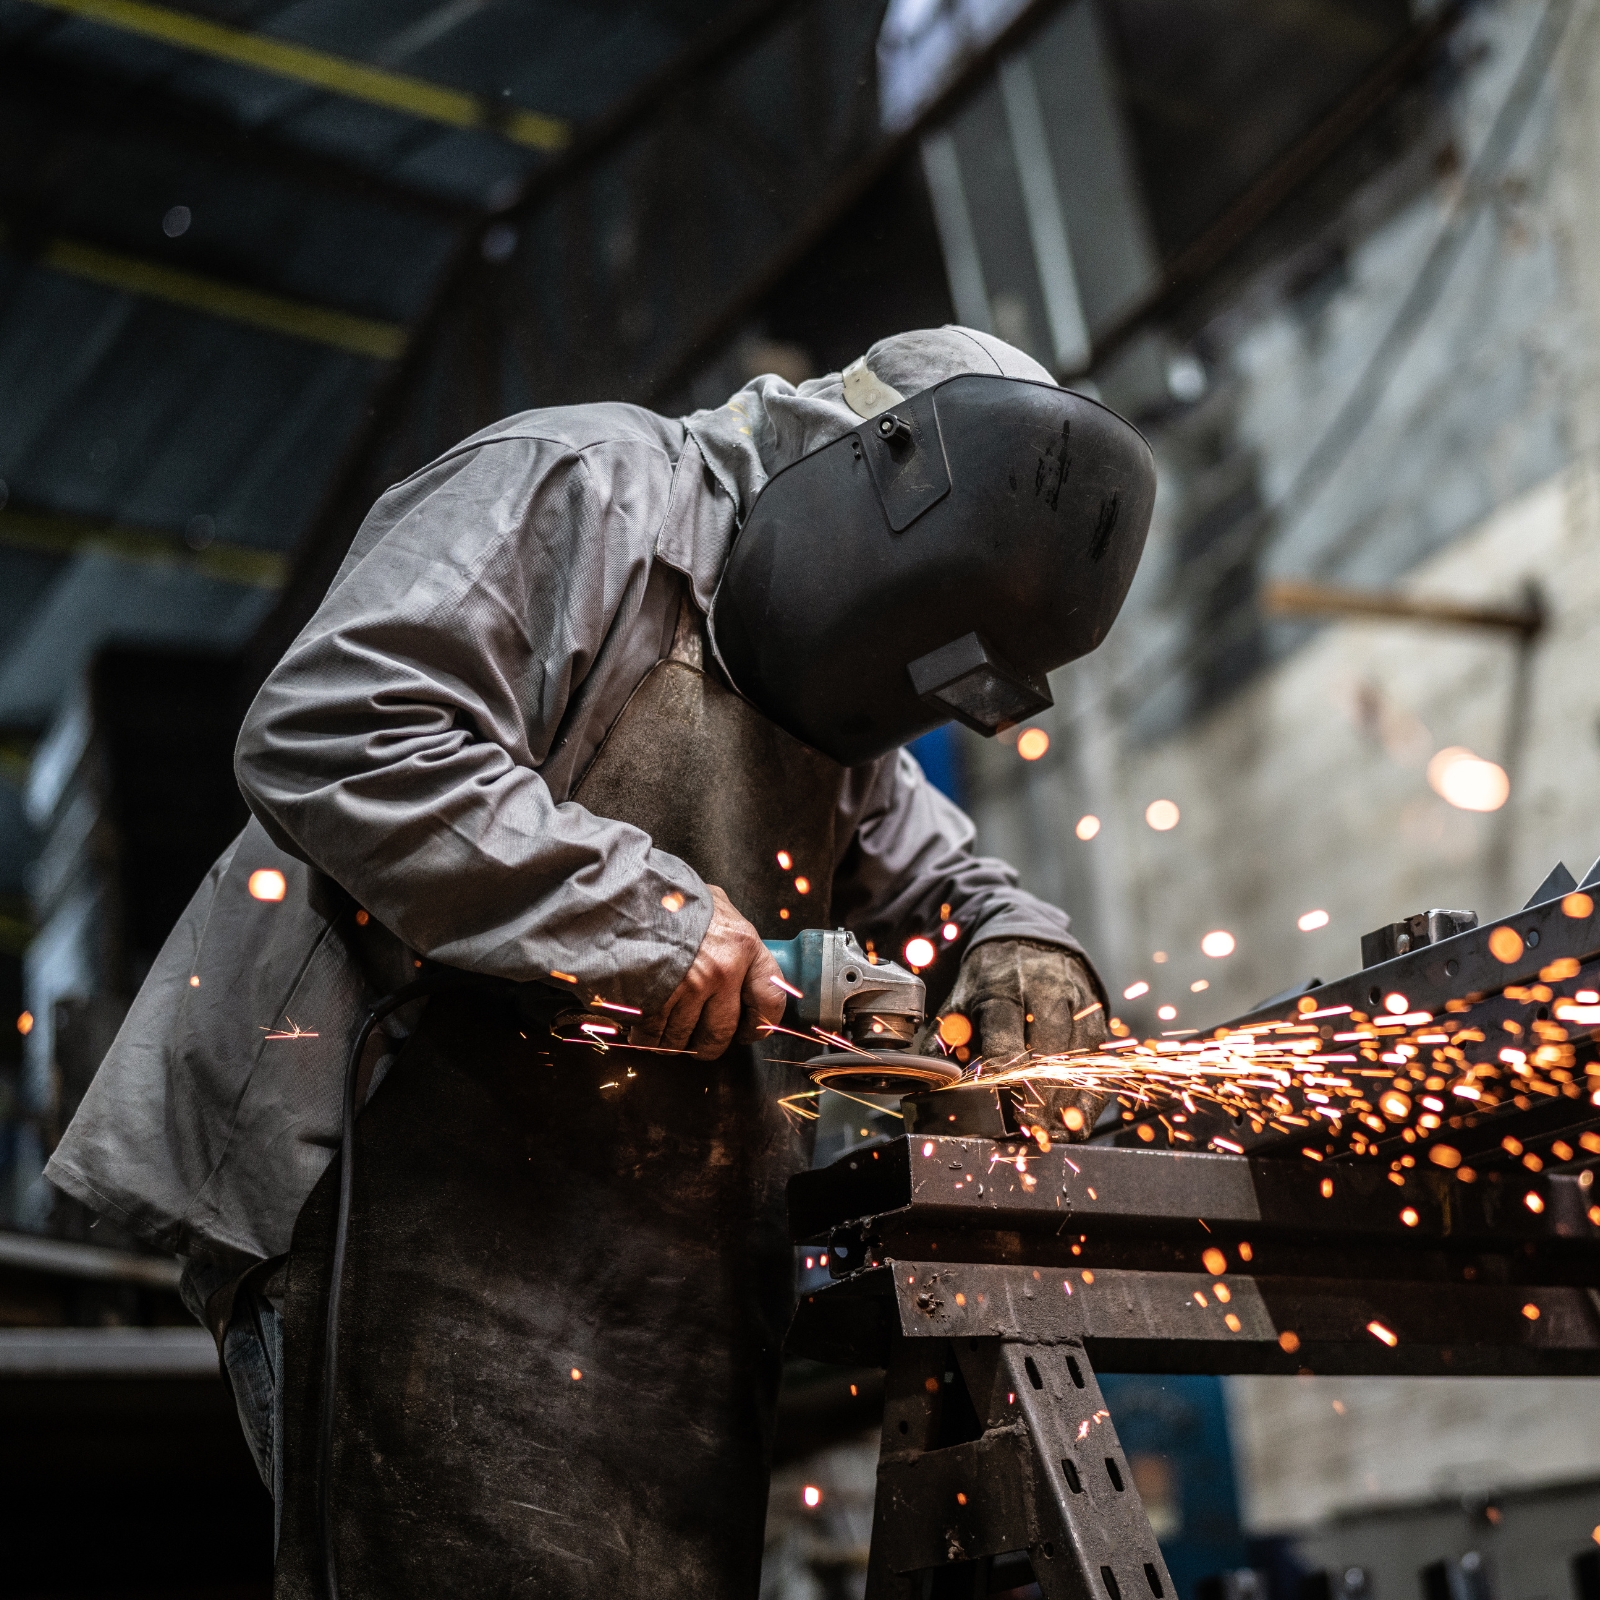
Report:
320,976,449,1600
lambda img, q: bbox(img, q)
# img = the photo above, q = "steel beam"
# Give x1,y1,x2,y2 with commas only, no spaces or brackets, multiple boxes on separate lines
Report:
0,501,286,588
16,0,569,152
1135,861,1600,1160
1262,577,1545,637
787,1135,1600,1375
790,1137,1600,1247
11,233,408,359
790,1259,1600,1376
0,47,472,216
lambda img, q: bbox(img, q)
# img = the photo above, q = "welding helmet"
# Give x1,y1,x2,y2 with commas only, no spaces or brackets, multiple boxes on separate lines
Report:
710,373,1156,767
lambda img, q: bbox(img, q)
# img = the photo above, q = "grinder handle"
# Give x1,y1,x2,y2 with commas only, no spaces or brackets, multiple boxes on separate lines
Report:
762,935,806,1026
762,936,802,989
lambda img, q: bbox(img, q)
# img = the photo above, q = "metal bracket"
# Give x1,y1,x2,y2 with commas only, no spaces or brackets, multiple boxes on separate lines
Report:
865,1331,1173,1600
860,385,951,532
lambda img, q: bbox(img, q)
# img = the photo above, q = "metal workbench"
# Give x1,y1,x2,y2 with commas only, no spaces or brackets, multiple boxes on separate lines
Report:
784,856,1600,1598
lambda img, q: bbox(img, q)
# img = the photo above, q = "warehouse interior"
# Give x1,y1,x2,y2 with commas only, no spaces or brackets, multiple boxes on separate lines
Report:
2,0,1600,1595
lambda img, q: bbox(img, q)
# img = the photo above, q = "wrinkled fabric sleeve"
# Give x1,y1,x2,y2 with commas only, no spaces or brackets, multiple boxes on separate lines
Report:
235,435,711,1013
830,749,1086,963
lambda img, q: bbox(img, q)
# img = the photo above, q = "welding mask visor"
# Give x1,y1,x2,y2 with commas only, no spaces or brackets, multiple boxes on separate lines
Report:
709,373,1156,768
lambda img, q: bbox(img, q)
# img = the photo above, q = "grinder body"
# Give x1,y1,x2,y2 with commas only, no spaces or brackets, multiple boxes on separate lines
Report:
762,929,960,1091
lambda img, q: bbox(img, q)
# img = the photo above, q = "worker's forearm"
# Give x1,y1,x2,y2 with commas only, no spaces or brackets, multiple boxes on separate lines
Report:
237,699,709,1012
833,749,1084,959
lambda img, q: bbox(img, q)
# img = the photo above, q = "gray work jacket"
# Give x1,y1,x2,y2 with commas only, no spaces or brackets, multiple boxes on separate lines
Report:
46,402,1082,1273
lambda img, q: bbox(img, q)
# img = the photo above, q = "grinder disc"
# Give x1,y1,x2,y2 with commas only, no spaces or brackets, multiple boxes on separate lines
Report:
806,1050,963,1094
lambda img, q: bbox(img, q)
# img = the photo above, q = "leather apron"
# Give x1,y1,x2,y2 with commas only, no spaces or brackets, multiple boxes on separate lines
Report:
273,591,847,1599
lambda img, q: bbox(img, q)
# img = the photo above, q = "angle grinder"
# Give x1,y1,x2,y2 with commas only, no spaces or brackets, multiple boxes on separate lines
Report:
762,928,961,1093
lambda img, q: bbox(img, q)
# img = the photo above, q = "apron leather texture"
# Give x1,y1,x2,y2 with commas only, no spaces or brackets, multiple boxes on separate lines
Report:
274,594,847,1599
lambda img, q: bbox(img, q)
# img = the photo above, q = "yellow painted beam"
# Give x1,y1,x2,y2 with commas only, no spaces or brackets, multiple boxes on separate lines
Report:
21,0,570,151
40,237,409,360
0,900,33,958
0,505,288,589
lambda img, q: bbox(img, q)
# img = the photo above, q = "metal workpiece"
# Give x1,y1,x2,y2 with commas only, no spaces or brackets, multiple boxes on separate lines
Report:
1360,908,1479,968
786,1137,1600,1375
1115,857,1600,1160
903,1081,1100,1139
1237,857,1600,1032
789,1259,1600,1376
864,1334,1174,1600
788,1137,1600,1249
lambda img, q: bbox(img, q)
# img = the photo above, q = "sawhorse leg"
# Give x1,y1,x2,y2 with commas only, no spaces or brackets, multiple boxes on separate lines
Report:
864,1334,1175,1600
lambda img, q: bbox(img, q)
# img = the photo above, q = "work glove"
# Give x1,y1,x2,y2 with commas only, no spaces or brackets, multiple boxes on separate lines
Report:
934,938,1110,1139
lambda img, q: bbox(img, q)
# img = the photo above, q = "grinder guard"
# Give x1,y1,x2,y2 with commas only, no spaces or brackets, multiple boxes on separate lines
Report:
711,374,1156,767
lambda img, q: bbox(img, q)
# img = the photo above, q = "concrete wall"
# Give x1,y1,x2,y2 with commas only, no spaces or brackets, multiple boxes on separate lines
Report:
971,465,1600,1031
1226,1375,1600,1530
1292,1472,1600,1600
964,0,1600,1034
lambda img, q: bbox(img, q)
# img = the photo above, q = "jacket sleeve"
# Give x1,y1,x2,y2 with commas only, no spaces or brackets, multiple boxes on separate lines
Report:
234,435,710,1012
830,749,1086,966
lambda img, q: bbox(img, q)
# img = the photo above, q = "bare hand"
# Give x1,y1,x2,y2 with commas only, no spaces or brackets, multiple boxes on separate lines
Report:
630,886,785,1060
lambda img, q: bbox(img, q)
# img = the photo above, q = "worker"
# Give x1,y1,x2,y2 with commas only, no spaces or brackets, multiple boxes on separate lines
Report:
48,327,1120,1598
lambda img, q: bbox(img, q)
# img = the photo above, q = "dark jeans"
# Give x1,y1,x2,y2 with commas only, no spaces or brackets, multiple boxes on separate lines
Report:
221,1283,284,1553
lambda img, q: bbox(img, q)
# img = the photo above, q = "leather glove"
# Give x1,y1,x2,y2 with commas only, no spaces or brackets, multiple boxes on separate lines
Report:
935,939,1110,1139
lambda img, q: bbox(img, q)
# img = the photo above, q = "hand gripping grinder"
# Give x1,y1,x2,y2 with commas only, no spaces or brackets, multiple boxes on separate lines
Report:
762,928,961,1093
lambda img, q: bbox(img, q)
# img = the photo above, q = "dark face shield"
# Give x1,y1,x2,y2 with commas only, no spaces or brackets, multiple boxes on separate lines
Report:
710,373,1156,767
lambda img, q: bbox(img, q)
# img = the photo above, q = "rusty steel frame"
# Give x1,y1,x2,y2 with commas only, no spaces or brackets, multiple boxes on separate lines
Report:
788,1127,1599,1597
788,857,1600,1593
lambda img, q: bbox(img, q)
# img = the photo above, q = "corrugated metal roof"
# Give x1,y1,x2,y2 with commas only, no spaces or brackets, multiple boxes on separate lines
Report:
0,0,721,199
0,0,756,732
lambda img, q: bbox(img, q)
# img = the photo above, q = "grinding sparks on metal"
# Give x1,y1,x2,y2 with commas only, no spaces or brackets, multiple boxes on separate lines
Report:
955,958,1600,1161
776,1089,824,1122
939,1013,974,1048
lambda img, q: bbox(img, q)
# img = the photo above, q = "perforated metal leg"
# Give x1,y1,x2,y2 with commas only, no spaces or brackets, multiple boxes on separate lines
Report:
864,1334,1175,1600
